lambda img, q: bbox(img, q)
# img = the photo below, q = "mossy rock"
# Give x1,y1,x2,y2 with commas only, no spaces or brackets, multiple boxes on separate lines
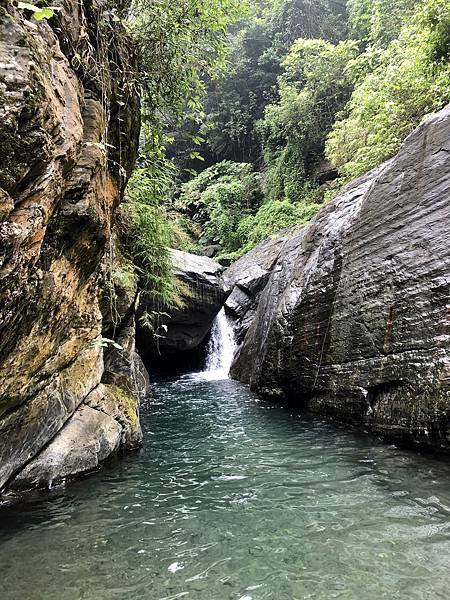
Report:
107,384,139,428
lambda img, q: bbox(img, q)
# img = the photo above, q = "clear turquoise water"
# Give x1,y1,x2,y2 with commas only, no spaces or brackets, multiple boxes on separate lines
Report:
1,376,450,600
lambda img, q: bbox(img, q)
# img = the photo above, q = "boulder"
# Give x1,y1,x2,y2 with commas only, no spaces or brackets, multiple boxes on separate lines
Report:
10,379,143,491
202,244,222,258
11,404,121,491
137,249,229,366
231,106,450,452
132,351,152,402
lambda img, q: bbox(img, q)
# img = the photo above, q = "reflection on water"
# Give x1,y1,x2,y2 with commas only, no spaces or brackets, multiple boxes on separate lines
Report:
1,377,450,600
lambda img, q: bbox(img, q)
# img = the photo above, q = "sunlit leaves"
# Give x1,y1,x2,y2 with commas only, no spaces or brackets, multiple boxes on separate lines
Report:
327,0,450,179
259,38,357,202
176,160,262,252
17,2,56,21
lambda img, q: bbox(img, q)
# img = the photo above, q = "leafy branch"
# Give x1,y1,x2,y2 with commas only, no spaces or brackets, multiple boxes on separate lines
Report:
17,2,58,21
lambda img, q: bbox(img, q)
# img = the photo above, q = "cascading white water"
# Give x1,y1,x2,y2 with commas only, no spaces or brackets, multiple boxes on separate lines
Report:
200,308,236,380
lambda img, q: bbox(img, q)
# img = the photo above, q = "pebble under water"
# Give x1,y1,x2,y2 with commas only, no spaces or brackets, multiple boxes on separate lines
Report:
1,376,450,600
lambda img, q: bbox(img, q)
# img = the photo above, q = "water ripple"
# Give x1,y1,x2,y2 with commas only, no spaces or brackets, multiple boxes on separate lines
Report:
1,377,450,600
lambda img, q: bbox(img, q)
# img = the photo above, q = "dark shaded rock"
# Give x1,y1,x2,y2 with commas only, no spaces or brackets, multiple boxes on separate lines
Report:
311,159,338,185
131,351,152,401
0,1,141,494
231,106,450,452
100,234,151,403
202,244,222,258
137,249,228,369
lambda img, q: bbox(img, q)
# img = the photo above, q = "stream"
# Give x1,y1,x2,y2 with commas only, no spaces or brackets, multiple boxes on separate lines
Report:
1,312,450,599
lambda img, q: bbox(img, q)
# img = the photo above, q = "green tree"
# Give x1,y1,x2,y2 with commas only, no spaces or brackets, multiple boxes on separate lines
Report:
236,198,321,255
197,0,348,166
117,0,244,312
132,0,244,131
259,38,358,202
347,0,417,47
176,161,263,252
327,0,450,179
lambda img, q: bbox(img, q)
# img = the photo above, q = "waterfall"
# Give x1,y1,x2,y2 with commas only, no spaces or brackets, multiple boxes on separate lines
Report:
200,308,236,380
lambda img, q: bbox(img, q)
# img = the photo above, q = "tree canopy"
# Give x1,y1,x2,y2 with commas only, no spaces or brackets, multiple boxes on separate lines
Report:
121,0,450,300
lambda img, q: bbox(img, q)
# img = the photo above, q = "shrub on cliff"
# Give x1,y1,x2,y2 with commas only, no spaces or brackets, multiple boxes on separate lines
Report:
120,165,187,309
176,161,263,252
118,0,244,308
326,0,450,179
236,198,321,253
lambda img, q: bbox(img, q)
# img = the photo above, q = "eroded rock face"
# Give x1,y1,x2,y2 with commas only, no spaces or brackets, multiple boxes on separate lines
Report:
12,378,144,491
137,249,229,369
0,1,145,493
11,399,123,491
231,106,450,451
224,227,299,344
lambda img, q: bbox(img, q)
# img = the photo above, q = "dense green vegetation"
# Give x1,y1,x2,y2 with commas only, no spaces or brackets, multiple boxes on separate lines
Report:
259,37,357,204
118,0,243,309
121,0,449,307
198,0,347,166
327,0,450,178
175,161,263,255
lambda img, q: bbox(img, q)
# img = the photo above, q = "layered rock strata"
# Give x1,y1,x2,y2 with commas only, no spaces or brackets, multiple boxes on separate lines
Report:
224,227,299,344
229,106,450,451
0,0,145,494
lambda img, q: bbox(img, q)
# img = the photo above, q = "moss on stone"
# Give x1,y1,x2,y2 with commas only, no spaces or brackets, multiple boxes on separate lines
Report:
112,262,137,293
107,384,139,428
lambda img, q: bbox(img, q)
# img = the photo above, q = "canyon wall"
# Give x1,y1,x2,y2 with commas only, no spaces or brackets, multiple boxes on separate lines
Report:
0,0,145,494
228,106,450,452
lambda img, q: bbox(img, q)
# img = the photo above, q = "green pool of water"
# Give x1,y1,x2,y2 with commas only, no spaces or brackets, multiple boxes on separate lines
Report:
1,376,450,599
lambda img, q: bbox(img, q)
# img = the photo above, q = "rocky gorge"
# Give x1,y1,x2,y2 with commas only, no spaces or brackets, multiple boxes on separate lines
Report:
0,0,449,503
0,0,145,494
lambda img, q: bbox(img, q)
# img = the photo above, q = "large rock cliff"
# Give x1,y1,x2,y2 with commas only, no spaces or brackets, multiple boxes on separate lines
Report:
0,0,145,494
224,227,300,344
229,106,450,452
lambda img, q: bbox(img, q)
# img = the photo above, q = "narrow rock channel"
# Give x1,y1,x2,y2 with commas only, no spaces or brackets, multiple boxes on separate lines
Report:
1,2,449,598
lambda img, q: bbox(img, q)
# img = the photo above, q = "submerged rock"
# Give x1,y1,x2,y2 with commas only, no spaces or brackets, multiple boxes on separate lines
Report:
230,106,450,452
137,249,229,367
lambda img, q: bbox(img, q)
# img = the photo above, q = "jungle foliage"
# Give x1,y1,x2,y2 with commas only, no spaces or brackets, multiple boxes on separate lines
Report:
124,0,449,275
119,0,243,308
327,0,450,178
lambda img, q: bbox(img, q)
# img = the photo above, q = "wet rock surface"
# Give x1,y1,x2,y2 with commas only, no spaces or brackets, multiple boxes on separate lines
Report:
11,402,122,491
137,249,228,367
0,1,145,493
224,227,299,343
230,106,450,451
11,378,143,491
